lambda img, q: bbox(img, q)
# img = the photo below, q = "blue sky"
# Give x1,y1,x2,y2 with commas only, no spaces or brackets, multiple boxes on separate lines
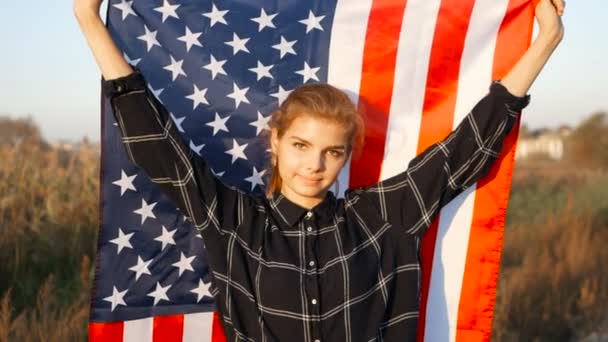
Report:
1,1,606,142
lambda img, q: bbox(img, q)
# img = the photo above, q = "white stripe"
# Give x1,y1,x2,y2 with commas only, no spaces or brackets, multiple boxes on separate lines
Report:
424,1,510,341
183,312,214,342
327,0,373,197
381,0,442,179
124,316,153,342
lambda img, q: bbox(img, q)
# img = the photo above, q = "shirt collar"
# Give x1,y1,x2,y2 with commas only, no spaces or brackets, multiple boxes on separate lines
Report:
269,191,337,228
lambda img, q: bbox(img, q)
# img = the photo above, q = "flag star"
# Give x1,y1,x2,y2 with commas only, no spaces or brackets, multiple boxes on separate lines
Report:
123,52,141,66
225,33,250,55
225,139,248,164
163,56,186,81
129,256,152,281
299,11,325,33
177,27,202,52
295,62,320,83
172,252,196,277
272,36,297,58
191,279,211,302
244,167,266,191
249,111,271,136
154,225,176,251
186,84,209,110
137,26,160,52
147,282,171,305
206,113,230,136
189,140,205,155
113,0,136,21
170,113,186,133
154,0,180,22
202,4,228,27
251,9,277,32
148,85,164,102
104,286,128,311
109,228,134,254
249,61,273,81
210,168,225,177
133,199,157,224
202,55,227,80
226,83,250,108
112,170,137,196
270,85,292,105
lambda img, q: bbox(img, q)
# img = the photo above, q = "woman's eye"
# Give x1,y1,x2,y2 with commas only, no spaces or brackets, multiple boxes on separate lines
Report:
328,150,344,157
293,142,305,149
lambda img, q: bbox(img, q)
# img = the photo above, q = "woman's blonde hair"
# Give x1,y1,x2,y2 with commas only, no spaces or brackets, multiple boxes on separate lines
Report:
265,83,365,197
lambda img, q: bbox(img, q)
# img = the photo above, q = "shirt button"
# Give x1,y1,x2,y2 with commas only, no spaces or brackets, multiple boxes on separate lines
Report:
309,261,315,267
305,211,313,219
306,226,312,232
311,299,317,305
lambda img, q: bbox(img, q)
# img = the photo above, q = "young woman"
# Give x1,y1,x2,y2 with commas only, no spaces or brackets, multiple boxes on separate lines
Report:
76,0,564,340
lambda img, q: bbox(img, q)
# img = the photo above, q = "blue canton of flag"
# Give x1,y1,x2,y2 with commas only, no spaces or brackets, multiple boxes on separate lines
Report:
91,0,338,325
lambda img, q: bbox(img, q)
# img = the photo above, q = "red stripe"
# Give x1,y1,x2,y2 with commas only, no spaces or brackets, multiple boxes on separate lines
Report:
152,314,184,341
454,1,535,341
415,1,477,341
212,311,228,342
350,0,409,188
89,322,124,342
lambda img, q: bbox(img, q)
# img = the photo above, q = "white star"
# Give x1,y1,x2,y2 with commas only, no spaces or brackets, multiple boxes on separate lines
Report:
202,4,228,27
137,26,160,52
189,140,205,155
104,286,128,311
211,168,225,177
170,113,186,133
249,61,273,81
225,33,250,55
249,111,271,136
123,52,141,66
225,139,248,164
112,170,137,196
190,279,211,302
270,85,292,105
147,282,171,305
109,227,134,254
272,36,297,58
128,256,152,281
251,9,277,32
202,55,227,80
244,167,266,191
154,0,180,22
295,62,320,83
113,0,136,21
154,225,176,251
163,56,186,81
172,252,196,277
148,85,164,101
133,199,157,224
299,11,325,33
227,83,250,108
206,113,230,136
177,27,202,52
186,84,209,110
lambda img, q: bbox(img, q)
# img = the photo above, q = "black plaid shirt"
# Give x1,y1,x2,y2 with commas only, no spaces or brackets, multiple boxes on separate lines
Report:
104,70,529,342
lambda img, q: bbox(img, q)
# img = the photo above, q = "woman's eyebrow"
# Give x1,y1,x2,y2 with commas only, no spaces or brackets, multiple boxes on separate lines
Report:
288,135,346,150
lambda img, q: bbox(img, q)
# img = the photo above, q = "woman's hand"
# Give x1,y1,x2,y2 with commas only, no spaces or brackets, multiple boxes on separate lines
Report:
535,0,565,42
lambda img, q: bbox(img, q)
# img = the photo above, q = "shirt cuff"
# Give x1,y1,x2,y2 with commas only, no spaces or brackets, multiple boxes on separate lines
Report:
102,68,147,98
490,80,531,112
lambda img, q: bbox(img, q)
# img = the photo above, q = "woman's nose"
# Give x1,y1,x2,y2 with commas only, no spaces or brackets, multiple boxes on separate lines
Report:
306,153,325,172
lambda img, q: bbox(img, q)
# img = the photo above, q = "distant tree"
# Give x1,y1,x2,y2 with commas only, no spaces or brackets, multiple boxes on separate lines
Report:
0,115,46,147
566,111,608,169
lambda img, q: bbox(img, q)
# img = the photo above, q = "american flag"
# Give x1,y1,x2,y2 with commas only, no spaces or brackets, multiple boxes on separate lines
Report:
89,0,536,341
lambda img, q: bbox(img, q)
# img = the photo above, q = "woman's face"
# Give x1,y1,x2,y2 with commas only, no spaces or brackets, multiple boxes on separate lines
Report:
272,115,350,209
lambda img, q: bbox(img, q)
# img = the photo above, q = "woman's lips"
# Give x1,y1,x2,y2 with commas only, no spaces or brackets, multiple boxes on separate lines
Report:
298,175,322,185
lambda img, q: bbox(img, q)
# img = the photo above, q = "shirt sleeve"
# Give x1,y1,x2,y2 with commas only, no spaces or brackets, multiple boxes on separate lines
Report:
358,81,530,237
103,69,253,242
